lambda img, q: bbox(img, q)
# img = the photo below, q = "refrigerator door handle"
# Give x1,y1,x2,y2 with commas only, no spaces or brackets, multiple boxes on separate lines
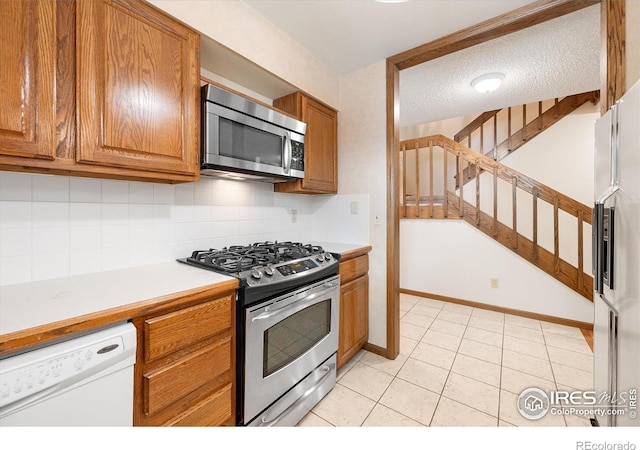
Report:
593,204,603,293
608,309,619,427
596,102,620,205
594,103,620,294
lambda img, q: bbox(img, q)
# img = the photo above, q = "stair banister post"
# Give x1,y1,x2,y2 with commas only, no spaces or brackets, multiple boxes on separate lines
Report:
402,143,407,218
493,114,498,160
414,142,420,217
493,167,498,237
512,177,518,249
578,210,584,295
533,186,539,262
508,107,512,151
429,140,434,219
458,154,464,218
476,163,481,227
443,144,449,218
554,196,560,274
523,104,528,142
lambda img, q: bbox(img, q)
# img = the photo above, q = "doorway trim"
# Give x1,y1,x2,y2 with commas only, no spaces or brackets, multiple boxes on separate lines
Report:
384,0,619,360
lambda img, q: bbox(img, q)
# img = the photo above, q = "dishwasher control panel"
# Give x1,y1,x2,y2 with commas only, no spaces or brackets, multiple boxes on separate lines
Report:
0,323,136,410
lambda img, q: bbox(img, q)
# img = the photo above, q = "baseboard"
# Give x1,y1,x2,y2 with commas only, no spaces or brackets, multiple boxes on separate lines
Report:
363,342,388,358
400,288,594,331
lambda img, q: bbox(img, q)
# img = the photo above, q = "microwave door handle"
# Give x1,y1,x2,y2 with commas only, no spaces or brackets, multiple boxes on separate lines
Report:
282,131,292,175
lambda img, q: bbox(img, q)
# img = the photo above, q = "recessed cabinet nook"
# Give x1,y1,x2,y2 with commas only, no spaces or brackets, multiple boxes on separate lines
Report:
0,0,200,183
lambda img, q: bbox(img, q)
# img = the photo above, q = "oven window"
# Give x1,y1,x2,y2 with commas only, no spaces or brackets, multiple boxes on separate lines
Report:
263,300,331,377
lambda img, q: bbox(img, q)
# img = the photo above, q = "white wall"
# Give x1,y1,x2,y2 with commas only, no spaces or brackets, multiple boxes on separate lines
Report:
500,101,598,206
398,101,598,322
149,0,339,109
401,220,593,323
627,0,640,89
401,115,473,141
335,61,388,347
0,172,313,285
0,170,371,287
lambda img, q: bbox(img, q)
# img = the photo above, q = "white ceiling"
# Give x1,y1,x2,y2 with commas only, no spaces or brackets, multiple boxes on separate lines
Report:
243,0,601,127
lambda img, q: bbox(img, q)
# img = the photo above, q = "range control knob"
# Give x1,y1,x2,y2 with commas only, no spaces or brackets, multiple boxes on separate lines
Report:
264,266,275,277
251,269,263,280
323,252,332,261
316,255,325,262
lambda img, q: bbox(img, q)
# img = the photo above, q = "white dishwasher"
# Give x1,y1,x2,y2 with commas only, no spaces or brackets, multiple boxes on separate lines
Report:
0,322,136,426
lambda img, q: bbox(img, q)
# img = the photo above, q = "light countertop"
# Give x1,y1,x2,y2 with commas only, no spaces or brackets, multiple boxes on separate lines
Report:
311,241,372,258
0,262,235,339
0,242,371,354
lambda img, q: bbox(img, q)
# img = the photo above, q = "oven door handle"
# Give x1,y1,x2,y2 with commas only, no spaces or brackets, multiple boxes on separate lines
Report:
251,283,337,322
257,361,335,427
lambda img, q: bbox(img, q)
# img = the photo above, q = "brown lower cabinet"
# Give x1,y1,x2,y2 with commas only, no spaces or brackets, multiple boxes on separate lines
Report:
337,250,371,369
131,288,235,426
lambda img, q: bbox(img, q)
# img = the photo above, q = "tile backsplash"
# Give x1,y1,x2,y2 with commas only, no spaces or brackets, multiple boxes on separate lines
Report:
0,171,369,286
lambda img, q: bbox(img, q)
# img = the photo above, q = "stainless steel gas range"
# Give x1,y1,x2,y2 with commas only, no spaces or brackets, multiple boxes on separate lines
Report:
179,242,340,426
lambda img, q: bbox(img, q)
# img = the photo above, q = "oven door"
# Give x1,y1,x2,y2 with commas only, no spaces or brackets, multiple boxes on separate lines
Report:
244,275,339,423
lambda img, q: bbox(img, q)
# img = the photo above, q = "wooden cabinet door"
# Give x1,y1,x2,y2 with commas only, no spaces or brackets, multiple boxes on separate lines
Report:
0,0,56,160
338,275,369,368
76,0,199,177
301,96,338,193
274,92,338,194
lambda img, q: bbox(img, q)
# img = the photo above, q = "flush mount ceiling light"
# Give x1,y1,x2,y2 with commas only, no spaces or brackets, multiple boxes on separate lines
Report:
471,73,505,93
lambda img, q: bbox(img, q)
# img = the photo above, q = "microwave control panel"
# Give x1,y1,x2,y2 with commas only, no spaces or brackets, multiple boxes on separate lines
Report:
291,142,304,171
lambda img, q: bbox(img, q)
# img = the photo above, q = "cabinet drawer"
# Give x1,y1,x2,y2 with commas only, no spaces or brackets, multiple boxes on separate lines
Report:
339,255,369,285
144,295,232,362
144,337,231,416
165,384,232,426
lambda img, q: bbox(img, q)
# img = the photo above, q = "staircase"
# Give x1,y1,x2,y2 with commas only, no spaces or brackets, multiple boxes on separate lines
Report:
454,91,599,162
399,134,593,301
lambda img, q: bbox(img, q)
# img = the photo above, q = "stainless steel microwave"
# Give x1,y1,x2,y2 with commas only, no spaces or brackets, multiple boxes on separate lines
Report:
201,84,306,182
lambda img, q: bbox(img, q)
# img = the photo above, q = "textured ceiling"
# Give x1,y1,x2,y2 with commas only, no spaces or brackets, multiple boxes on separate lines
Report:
244,0,536,75
400,5,601,125
243,0,600,127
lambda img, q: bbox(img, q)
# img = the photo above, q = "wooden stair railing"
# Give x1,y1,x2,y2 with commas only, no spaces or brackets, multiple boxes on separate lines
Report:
399,134,593,301
454,91,600,163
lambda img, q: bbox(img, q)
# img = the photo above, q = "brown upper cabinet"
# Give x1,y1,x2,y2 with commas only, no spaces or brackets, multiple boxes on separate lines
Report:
0,0,57,161
273,92,338,194
0,0,200,183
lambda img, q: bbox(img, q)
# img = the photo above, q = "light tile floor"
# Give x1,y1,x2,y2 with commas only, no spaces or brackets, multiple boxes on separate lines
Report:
298,293,594,427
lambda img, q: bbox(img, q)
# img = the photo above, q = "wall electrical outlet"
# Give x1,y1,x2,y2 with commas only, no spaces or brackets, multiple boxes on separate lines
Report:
291,209,297,223
374,213,381,225
350,201,358,215
490,278,499,289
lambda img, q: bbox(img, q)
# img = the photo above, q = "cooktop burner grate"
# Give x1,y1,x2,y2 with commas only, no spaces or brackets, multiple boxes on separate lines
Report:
186,241,325,274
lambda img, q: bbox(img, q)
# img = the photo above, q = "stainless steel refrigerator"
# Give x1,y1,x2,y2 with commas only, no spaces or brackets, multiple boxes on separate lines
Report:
592,79,640,427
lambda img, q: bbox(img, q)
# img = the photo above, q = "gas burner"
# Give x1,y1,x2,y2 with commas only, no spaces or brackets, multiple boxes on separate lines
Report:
184,241,326,275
